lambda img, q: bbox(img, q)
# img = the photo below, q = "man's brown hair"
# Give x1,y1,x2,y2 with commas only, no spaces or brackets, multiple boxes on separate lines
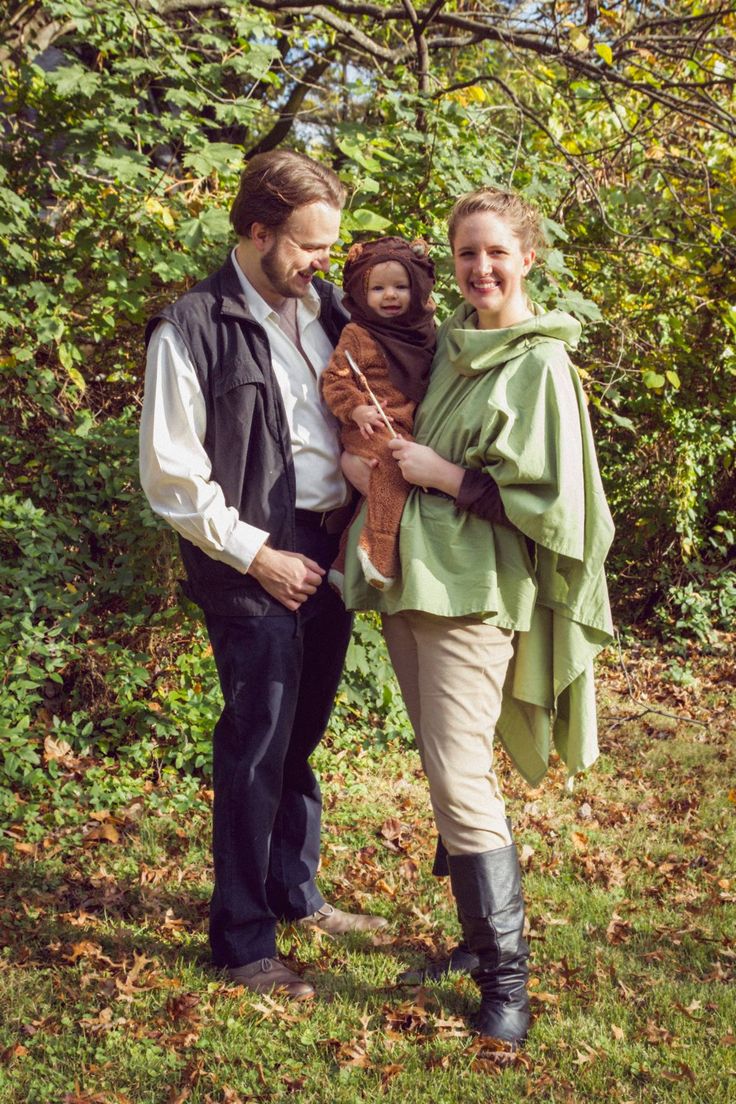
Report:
230,150,347,238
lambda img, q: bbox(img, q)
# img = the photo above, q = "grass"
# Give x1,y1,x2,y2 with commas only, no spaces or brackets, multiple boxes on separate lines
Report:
0,642,734,1103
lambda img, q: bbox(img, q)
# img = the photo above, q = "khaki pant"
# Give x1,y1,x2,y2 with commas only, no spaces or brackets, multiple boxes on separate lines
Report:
382,610,514,855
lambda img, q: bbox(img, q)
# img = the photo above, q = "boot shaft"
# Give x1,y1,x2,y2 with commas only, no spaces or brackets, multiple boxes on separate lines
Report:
448,844,529,969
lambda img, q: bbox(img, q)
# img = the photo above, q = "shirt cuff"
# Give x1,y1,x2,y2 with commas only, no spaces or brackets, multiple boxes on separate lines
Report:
455,469,511,527
213,522,270,574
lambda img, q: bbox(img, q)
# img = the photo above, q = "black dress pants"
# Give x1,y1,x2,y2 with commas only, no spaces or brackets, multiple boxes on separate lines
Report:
204,518,352,968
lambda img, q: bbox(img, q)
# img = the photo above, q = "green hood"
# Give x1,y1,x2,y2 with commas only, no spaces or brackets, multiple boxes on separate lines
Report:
446,303,582,376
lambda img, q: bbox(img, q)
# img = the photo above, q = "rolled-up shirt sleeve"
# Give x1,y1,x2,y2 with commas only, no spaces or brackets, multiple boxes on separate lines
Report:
139,321,268,574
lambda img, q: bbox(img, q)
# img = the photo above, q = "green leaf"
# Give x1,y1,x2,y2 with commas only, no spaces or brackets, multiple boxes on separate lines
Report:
665,370,681,389
45,63,101,98
95,150,150,185
0,185,33,219
554,289,602,322
336,138,382,173
183,143,244,178
595,43,614,66
545,248,573,278
543,217,570,243
66,367,87,393
346,208,392,232
643,371,666,389
568,27,590,52
177,208,231,249
36,316,65,345
237,42,280,78
58,344,78,371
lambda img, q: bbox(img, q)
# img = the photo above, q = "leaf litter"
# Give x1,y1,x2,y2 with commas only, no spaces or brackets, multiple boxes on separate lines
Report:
0,640,733,1097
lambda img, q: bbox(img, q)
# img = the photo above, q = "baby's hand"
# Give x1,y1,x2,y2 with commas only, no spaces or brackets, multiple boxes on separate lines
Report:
352,404,386,439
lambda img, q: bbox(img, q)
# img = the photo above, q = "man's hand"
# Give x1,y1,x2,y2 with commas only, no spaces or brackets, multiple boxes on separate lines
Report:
248,545,325,611
352,403,387,439
341,451,378,496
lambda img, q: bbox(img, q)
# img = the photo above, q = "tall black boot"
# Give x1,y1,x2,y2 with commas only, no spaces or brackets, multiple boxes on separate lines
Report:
398,836,479,984
447,845,530,1045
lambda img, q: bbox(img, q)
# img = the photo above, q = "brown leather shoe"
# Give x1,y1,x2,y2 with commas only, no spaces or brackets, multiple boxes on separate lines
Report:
225,957,315,1001
297,902,388,934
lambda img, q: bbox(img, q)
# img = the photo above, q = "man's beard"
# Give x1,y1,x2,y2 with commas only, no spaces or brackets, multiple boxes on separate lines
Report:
262,239,309,300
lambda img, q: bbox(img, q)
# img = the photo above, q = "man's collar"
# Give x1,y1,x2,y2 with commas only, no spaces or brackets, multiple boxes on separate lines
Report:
224,248,321,324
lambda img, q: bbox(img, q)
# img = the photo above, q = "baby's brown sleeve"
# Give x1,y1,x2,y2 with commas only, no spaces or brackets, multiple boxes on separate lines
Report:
320,328,367,425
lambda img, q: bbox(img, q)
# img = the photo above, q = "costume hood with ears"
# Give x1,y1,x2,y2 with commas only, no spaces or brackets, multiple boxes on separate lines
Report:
341,237,436,403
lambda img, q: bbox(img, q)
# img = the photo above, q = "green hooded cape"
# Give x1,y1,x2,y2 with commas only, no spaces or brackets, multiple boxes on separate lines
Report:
342,303,615,785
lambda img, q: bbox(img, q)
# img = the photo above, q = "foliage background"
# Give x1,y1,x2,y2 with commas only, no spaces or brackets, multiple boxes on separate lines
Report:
0,0,734,831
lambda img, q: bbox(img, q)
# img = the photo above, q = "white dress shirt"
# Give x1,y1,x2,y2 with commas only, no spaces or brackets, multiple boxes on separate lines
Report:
139,251,347,574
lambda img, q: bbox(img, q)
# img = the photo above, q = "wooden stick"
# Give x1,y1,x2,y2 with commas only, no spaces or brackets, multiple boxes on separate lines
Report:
344,350,398,439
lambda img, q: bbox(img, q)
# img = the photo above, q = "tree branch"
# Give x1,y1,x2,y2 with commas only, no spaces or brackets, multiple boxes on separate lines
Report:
244,56,332,158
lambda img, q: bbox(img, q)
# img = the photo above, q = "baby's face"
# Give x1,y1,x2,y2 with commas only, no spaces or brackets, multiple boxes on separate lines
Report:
365,261,411,319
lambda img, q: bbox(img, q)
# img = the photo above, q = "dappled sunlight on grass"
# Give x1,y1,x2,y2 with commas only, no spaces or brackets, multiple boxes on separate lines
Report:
0,643,734,1101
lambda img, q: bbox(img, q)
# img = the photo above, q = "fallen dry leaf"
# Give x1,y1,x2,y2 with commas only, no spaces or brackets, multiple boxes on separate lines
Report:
162,908,186,930
380,1062,404,1083
530,991,560,1005
62,1094,132,1104
673,999,703,1019
334,1042,371,1069
469,1035,531,1073
397,858,419,881
1,1043,28,1063
166,993,201,1022
84,822,120,846
661,1062,697,1085
379,818,413,851
65,941,105,963
573,1043,600,1066
217,1090,246,1104
518,843,535,867
167,1057,205,1104
281,1076,307,1092
44,736,78,767
606,913,634,944
643,1019,675,1045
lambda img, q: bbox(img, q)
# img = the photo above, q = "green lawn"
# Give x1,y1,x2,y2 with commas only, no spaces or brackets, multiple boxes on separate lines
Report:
0,646,734,1103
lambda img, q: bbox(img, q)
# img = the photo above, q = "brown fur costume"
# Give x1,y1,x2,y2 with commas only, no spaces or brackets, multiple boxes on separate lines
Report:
321,238,436,589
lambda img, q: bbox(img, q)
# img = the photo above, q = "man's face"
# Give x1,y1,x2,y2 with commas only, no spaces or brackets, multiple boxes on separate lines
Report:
260,201,342,304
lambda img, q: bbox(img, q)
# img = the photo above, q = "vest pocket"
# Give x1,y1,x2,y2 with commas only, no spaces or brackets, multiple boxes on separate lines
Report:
213,358,264,396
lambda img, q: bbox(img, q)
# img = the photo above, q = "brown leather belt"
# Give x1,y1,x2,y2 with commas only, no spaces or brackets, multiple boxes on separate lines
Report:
294,503,354,535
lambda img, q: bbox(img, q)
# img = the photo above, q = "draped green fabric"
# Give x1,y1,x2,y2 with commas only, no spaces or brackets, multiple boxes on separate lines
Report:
342,303,615,784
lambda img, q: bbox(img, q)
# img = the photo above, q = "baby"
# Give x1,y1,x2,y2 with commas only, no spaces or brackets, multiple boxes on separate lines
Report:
321,236,436,590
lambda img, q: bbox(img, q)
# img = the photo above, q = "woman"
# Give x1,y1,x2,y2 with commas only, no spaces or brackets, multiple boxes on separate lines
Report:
341,187,614,1046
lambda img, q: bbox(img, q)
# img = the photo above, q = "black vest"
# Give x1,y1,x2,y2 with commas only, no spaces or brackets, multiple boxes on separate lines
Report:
145,257,348,615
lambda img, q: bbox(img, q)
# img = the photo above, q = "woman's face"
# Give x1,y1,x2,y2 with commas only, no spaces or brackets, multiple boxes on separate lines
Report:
452,211,535,330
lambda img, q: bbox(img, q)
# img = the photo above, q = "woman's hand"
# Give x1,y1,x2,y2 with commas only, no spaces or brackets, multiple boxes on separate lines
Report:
341,450,377,496
387,438,464,497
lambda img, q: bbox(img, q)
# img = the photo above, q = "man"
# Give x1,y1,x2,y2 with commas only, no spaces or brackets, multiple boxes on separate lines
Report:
139,149,387,1002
